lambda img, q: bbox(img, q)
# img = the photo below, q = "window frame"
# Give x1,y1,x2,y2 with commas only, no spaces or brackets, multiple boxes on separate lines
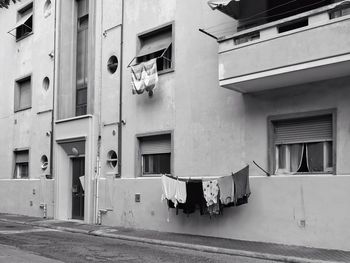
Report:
15,2,34,42
13,148,30,179
268,109,337,175
74,0,89,117
136,130,174,177
14,74,32,113
136,21,175,75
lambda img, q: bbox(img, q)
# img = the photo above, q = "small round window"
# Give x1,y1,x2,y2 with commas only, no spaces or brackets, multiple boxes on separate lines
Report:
43,77,50,91
41,155,48,171
107,150,118,168
107,56,118,74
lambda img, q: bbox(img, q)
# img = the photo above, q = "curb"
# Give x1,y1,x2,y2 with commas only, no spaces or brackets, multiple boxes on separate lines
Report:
0,218,340,263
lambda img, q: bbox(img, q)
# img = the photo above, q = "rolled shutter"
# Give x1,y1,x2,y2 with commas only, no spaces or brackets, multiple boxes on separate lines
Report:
273,114,332,145
15,151,29,163
140,134,171,155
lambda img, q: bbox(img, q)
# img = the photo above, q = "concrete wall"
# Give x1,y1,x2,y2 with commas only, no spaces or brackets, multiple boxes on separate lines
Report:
0,179,54,218
98,175,350,251
219,15,350,80
245,76,350,176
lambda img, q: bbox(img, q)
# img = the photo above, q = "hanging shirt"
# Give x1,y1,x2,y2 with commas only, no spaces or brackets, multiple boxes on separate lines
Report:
175,179,187,204
233,165,250,203
217,175,235,205
161,175,186,207
161,175,177,206
202,180,219,207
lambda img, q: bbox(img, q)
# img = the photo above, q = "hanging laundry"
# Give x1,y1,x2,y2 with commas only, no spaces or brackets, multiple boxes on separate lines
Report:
161,175,186,207
183,181,207,215
202,180,219,207
217,175,234,205
161,175,177,206
131,58,158,95
202,180,221,216
232,165,250,205
175,179,187,205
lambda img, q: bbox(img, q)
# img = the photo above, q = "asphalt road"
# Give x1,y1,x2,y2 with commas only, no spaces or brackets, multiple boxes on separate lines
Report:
0,221,274,263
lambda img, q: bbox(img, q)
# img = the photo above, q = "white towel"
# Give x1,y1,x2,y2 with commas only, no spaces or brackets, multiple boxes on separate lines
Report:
131,58,158,95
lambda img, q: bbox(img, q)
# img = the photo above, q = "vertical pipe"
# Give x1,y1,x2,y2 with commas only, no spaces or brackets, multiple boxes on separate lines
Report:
118,0,125,176
94,0,103,224
50,0,58,179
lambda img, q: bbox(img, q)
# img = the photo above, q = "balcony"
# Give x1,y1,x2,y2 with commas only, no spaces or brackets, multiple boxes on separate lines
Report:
218,1,350,93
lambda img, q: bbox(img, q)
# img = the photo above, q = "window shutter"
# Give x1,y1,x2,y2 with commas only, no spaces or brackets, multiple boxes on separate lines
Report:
273,115,332,145
137,31,172,58
140,134,171,155
15,151,29,163
19,80,31,109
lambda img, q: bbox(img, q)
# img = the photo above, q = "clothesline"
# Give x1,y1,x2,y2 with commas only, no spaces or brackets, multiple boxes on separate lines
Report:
164,173,232,182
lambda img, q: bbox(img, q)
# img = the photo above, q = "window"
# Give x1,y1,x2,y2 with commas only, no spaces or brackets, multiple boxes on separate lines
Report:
76,0,89,116
329,2,350,19
14,76,32,112
107,56,118,74
107,150,118,169
234,31,260,45
14,150,29,179
271,113,334,174
136,23,173,72
16,2,33,41
138,134,171,176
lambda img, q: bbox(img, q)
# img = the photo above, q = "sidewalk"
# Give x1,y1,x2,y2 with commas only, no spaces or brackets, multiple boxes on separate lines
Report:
0,213,349,263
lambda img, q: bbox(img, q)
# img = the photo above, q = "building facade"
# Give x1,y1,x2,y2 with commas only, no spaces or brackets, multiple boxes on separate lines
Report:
1,0,350,251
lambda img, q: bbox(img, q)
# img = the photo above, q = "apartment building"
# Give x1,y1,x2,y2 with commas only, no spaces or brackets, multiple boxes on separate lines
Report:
1,0,350,251
0,0,55,217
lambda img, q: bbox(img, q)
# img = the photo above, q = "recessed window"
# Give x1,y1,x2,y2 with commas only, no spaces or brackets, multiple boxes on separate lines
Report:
14,76,32,112
329,3,350,19
16,2,33,41
14,150,29,179
44,0,52,18
136,23,173,72
107,56,118,74
40,155,48,171
75,0,89,116
107,150,118,168
234,31,260,45
138,134,171,176
271,114,334,174
43,77,50,91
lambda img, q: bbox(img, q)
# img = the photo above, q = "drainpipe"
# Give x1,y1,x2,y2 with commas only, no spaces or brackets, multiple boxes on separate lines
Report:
118,0,125,177
94,0,104,224
50,0,58,180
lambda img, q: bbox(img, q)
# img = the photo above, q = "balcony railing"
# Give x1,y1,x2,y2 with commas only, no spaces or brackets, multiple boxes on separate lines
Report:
218,1,350,93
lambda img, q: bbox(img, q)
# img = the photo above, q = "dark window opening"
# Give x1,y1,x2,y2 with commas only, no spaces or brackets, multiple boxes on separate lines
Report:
15,76,32,112
76,86,87,116
138,133,171,176
136,24,173,72
16,3,33,41
238,0,332,29
143,153,171,175
278,19,308,33
75,0,89,116
14,150,29,179
273,114,334,174
234,31,260,45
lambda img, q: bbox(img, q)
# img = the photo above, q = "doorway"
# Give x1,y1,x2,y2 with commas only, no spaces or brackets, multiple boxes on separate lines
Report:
71,157,85,220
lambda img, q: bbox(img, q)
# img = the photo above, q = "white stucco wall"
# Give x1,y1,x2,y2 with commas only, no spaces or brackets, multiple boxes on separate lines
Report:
98,175,350,251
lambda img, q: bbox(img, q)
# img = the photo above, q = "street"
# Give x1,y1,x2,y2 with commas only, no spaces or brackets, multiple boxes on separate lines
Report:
0,221,274,263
